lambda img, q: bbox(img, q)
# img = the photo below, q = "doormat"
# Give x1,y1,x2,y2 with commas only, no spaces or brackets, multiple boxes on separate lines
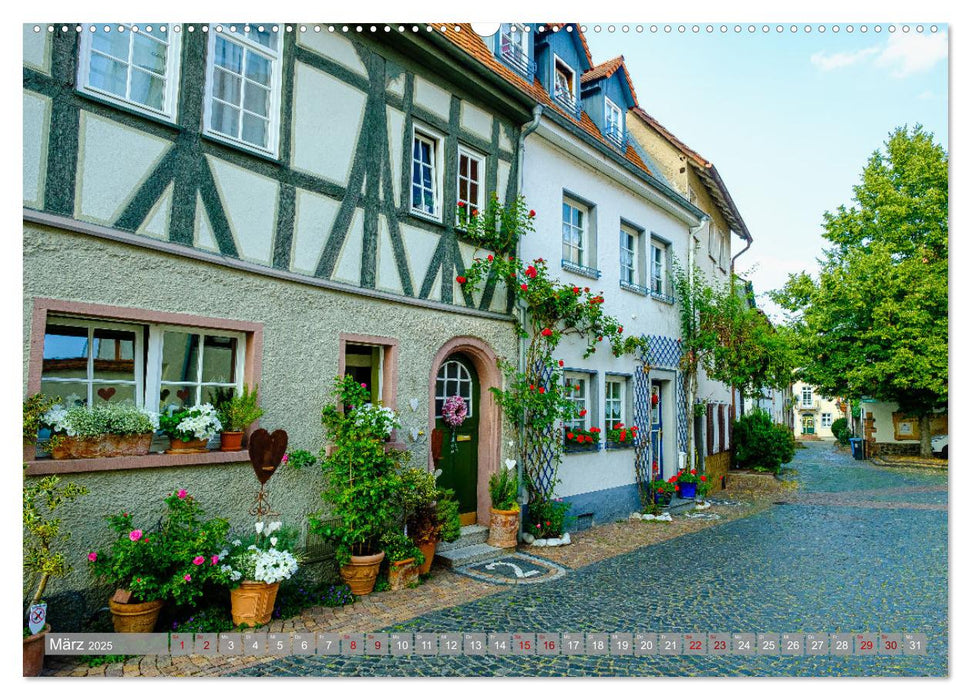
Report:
455,552,567,585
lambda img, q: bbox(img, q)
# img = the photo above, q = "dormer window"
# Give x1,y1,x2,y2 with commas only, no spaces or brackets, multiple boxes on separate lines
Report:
498,24,533,77
604,97,625,148
553,56,577,113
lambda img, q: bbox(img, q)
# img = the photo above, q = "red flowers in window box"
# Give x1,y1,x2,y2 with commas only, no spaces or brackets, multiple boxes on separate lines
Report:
573,286,580,294
564,427,599,447
579,409,587,417
457,201,465,207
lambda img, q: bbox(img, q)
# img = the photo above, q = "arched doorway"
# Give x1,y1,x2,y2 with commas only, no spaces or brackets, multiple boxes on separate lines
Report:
434,354,479,525
802,414,815,435
428,337,502,527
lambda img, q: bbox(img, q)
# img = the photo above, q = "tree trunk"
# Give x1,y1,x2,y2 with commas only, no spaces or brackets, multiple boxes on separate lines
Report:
919,413,933,459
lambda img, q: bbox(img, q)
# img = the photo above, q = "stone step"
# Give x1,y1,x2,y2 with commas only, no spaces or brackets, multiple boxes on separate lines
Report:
436,524,489,553
434,542,512,568
667,497,700,514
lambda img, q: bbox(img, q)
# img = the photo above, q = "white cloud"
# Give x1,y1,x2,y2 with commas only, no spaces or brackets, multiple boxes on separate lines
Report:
874,33,948,78
810,32,947,78
810,47,879,71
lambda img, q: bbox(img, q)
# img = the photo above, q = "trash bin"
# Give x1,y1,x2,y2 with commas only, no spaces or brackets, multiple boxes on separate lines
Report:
849,438,863,460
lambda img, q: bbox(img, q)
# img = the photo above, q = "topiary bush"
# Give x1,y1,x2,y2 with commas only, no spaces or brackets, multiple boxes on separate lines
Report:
831,417,851,445
732,409,795,474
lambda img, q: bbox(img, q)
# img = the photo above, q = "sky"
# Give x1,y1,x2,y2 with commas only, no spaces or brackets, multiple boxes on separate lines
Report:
584,24,949,319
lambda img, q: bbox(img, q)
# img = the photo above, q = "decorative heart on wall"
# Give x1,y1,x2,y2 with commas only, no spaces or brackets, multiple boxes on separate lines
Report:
160,389,170,401
409,398,420,412
97,387,116,401
176,388,190,402
410,427,420,442
248,428,288,485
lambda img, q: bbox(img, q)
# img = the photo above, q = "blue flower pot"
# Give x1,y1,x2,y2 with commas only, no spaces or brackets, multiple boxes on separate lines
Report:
678,482,697,499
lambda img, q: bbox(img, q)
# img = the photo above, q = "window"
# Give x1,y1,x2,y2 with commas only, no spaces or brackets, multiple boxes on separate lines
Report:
719,230,729,271
498,24,531,75
604,97,624,147
343,344,383,404
338,333,399,412
620,226,639,286
204,24,283,156
564,373,589,432
435,360,474,418
801,386,813,407
411,128,443,218
650,239,668,295
38,316,247,413
562,198,586,266
77,24,181,120
456,146,484,223
604,377,630,439
553,56,576,111
41,317,144,407
821,413,833,428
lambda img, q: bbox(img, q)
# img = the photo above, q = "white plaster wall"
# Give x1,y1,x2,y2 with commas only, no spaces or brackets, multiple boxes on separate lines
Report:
23,25,50,73
521,132,696,498
296,29,368,77
413,76,452,120
207,155,278,265
23,91,50,209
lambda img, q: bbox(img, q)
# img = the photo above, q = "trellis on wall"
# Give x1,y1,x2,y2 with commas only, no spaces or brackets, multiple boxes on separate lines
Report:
524,362,559,500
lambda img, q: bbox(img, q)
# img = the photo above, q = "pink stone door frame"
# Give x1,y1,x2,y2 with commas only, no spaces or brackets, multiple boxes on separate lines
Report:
428,336,502,527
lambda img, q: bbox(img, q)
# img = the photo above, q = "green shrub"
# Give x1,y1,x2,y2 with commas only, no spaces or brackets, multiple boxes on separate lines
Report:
732,409,795,474
831,417,851,445
220,384,264,432
436,489,461,542
488,467,519,511
526,498,570,538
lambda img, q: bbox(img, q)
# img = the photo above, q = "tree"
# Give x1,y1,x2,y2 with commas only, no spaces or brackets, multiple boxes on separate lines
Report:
772,126,948,456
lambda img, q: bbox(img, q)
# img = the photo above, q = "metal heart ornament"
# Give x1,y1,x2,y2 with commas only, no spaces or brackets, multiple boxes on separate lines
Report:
248,428,288,485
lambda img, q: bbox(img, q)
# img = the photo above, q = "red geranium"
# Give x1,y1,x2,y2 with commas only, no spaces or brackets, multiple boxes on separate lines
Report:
521,283,529,291
541,328,553,336
456,275,467,284
529,210,536,217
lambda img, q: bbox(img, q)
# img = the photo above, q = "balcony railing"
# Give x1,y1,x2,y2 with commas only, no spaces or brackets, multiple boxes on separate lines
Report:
798,399,820,411
553,85,581,118
498,36,536,79
604,123,628,150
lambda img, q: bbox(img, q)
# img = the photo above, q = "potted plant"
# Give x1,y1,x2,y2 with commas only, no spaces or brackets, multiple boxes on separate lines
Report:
216,520,299,627
399,467,442,574
23,393,60,459
40,402,159,459
310,377,402,595
23,468,87,676
673,469,708,500
487,462,520,548
87,489,229,632
159,403,222,453
606,423,639,447
217,384,264,452
649,479,676,506
381,530,424,591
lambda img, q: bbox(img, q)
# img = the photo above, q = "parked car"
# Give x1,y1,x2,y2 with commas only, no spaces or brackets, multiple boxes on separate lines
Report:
931,434,948,459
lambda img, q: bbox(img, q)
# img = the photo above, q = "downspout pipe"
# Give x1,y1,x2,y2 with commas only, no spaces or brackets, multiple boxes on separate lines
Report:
515,104,543,515
729,233,753,420
686,216,708,473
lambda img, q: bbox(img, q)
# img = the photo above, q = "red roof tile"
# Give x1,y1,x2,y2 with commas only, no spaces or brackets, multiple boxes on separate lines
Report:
582,56,639,106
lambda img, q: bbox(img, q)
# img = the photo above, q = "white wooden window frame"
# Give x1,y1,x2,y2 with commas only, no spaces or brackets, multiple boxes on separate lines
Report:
434,359,474,419
564,371,590,432
650,238,667,294
620,224,639,285
821,412,833,428
411,125,444,220
455,145,485,224
562,196,587,266
77,24,182,122
150,324,247,412
801,386,813,407
203,24,284,158
499,23,530,62
41,316,145,407
553,54,576,103
605,96,624,141
604,376,627,429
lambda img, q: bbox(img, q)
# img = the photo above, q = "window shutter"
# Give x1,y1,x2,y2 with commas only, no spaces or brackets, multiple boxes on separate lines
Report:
718,404,726,453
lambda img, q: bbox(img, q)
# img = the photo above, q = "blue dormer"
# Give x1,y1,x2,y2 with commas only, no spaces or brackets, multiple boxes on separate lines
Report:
533,24,592,119
580,57,637,150
494,23,536,81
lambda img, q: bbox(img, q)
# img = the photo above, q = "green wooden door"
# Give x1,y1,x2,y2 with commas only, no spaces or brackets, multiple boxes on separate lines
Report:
802,415,815,434
435,355,479,524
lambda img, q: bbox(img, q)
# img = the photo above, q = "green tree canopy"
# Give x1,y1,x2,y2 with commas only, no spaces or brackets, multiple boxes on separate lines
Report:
771,125,948,456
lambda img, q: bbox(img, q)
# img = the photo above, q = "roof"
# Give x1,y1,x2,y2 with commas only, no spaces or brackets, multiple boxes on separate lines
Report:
431,24,655,181
631,106,753,242
581,56,639,105
539,23,593,67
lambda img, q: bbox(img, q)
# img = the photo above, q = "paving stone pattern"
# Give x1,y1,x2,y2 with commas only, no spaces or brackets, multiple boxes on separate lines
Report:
234,442,947,677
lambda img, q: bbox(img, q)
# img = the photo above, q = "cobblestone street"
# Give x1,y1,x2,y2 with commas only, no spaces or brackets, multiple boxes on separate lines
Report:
233,441,947,677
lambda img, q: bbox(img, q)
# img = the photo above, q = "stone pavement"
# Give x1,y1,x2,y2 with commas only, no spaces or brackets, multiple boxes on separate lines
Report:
44,441,948,677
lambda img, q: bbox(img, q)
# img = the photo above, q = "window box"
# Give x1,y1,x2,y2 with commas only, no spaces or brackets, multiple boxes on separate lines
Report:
25,449,250,476
650,291,675,305
50,433,153,460
620,280,649,296
561,260,602,280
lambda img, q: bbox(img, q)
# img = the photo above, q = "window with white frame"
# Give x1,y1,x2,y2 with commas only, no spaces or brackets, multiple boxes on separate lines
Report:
562,197,587,266
801,386,813,407
553,56,576,108
435,360,474,419
38,316,247,414
498,24,530,74
204,24,283,155
563,373,589,432
719,229,729,270
77,24,182,120
412,127,442,218
456,146,484,223
821,412,833,428
620,225,639,286
604,97,624,145
650,237,668,295
604,376,628,432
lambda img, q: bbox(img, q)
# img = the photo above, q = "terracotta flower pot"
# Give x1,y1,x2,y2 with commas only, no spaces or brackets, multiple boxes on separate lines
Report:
220,431,245,451
415,540,437,575
165,437,210,454
23,624,49,677
230,580,280,627
51,433,153,460
108,598,164,633
488,508,520,548
339,551,385,595
388,558,419,591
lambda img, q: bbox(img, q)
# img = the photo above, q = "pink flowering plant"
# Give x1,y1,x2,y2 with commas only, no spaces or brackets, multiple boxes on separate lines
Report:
87,489,229,606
